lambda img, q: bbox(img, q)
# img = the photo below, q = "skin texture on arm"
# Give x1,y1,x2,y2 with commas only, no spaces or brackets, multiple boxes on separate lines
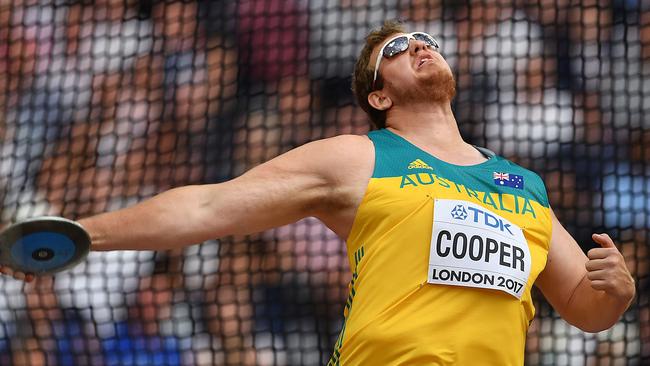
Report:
0,134,373,281
80,134,373,252
535,209,635,333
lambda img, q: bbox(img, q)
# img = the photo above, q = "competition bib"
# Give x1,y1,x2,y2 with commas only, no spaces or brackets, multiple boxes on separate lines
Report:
427,199,531,299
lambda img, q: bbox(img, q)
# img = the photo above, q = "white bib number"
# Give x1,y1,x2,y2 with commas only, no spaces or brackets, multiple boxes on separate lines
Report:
427,199,531,299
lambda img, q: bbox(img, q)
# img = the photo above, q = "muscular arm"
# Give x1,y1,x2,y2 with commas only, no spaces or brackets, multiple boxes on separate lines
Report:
81,135,371,251
0,134,372,281
535,209,635,332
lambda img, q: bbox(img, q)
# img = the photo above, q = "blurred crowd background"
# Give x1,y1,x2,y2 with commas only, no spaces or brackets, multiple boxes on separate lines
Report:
0,0,648,365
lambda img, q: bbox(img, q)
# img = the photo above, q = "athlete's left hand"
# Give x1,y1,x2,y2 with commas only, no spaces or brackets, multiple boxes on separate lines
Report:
585,233,635,304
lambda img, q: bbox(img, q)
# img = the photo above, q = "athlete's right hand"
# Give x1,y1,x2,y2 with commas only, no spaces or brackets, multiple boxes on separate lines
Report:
0,265,35,282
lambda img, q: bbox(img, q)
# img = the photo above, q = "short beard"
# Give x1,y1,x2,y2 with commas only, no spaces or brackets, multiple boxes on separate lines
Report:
388,69,457,104
429,69,457,102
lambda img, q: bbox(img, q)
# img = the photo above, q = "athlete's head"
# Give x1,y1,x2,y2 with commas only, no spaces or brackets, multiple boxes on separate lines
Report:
353,20,456,129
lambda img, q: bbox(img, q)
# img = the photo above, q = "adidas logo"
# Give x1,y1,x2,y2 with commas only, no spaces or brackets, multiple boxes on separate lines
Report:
408,159,433,170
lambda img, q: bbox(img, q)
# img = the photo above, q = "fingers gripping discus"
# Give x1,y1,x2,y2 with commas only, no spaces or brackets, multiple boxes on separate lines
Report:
0,217,91,275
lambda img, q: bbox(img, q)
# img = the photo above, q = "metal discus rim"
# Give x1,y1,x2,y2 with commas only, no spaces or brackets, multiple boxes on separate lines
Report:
0,217,91,274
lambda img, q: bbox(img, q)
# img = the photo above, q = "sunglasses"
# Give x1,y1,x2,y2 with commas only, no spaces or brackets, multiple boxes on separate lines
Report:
372,32,440,88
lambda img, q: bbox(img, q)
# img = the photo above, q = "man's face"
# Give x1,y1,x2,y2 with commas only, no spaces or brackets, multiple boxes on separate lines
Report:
369,32,455,103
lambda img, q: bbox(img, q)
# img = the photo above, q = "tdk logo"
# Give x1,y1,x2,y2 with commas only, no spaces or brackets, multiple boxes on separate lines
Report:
450,205,468,220
467,206,514,235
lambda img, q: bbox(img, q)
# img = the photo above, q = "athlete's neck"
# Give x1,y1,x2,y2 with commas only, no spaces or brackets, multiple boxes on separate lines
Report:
385,101,484,165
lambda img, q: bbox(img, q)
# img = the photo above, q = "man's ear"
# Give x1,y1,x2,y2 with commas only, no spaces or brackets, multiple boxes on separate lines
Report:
368,91,393,111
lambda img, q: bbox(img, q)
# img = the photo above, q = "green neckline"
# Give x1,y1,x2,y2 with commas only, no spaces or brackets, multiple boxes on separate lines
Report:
383,129,499,169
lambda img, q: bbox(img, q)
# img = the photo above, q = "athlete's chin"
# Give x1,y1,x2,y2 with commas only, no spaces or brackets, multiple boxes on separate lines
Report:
424,72,456,102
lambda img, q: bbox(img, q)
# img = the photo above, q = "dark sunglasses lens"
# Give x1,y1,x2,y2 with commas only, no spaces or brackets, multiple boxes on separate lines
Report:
413,33,438,48
383,36,410,57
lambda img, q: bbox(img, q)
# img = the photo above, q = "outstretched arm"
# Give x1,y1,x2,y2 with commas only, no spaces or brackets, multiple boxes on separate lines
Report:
1,135,373,281
535,209,635,333
83,138,345,251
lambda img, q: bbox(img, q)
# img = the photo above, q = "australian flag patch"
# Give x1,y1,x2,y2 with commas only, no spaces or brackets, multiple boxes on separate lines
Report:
493,172,524,189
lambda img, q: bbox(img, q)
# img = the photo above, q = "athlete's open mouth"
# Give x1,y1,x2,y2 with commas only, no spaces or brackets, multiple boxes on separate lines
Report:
417,57,434,68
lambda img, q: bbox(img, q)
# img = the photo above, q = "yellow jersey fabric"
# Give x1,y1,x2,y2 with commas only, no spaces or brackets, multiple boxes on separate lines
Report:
329,129,552,366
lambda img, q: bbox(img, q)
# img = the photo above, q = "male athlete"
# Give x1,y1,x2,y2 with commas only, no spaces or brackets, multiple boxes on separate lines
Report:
1,21,635,365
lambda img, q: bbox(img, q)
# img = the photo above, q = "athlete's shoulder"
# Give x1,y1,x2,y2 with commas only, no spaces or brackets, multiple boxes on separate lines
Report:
297,134,374,164
308,134,373,150
270,134,373,179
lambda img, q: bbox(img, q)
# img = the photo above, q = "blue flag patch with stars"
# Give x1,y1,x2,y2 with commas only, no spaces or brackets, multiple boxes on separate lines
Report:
493,172,524,189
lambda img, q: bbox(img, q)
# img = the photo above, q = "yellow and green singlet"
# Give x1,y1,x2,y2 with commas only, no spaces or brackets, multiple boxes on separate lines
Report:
329,129,552,366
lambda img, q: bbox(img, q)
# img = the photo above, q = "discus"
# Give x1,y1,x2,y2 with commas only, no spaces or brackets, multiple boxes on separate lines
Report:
0,216,91,275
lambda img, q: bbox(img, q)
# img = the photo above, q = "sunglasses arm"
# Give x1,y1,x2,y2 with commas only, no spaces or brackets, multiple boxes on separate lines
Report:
372,46,385,88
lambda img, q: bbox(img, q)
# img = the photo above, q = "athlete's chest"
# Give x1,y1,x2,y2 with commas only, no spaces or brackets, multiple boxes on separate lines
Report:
355,172,551,298
364,153,542,224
